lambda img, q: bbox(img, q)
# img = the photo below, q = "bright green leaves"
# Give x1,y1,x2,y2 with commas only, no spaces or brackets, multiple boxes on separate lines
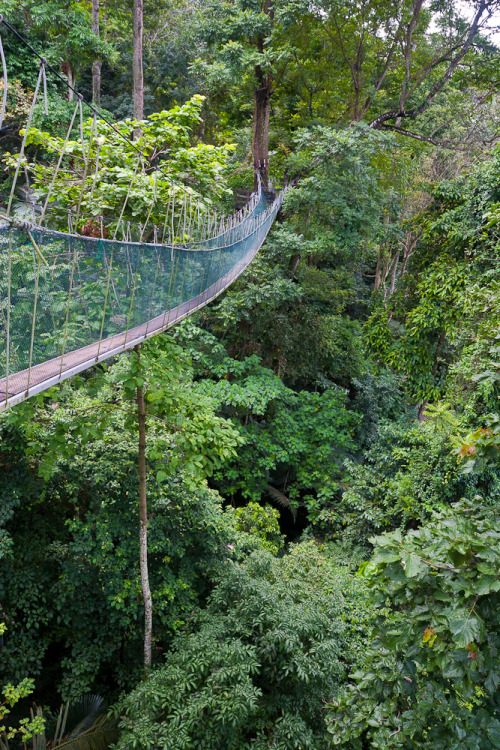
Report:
226,501,284,555
0,633,44,745
16,94,234,233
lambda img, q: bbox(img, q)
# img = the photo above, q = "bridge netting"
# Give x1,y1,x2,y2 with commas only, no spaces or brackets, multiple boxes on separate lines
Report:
0,18,286,411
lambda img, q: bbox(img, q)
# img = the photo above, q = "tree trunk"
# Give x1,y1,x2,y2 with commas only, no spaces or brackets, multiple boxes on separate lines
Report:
136,347,152,670
388,249,400,297
252,1,274,190
374,252,383,292
252,66,272,189
132,0,144,120
92,0,101,106
64,63,75,101
432,330,447,377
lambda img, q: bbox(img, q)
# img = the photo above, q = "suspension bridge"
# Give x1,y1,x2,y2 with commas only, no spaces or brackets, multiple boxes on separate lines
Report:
0,17,286,412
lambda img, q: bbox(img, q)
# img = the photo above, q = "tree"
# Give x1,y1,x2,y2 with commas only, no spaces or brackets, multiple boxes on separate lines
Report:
114,542,372,750
278,0,500,146
92,0,102,105
173,322,359,525
0,336,243,696
2,0,115,98
366,0,500,142
132,0,144,120
0,624,45,748
192,0,296,187
16,94,234,233
135,346,153,669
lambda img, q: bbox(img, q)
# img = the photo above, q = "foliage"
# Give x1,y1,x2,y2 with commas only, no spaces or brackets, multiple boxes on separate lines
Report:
0,337,242,699
339,419,460,542
113,542,372,750
328,498,500,749
350,369,412,449
226,501,284,555
2,0,116,81
453,330,500,474
364,144,500,405
174,322,359,523
5,95,233,233
2,0,500,742
0,624,45,747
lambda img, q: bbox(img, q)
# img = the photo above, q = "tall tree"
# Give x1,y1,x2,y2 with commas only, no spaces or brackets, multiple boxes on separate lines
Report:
193,0,293,187
3,0,115,102
280,0,500,146
92,0,101,105
132,0,144,119
252,0,274,187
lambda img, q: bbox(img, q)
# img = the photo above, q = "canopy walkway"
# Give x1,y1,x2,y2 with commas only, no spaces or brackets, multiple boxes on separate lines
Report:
0,18,285,412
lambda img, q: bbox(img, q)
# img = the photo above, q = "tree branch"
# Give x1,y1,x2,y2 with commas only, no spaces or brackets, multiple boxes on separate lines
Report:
377,122,469,149
369,0,491,130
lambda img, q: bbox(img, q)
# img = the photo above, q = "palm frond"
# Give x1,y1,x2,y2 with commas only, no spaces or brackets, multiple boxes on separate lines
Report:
66,695,105,738
266,484,297,522
56,715,119,750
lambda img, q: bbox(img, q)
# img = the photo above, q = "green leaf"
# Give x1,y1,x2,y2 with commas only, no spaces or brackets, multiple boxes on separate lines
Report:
448,616,481,648
401,552,423,578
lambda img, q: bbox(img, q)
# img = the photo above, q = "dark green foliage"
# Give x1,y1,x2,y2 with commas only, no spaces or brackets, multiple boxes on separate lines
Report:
114,543,372,750
338,418,500,545
0,450,229,699
350,369,412,448
329,499,500,749
174,322,359,523
0,339,242,700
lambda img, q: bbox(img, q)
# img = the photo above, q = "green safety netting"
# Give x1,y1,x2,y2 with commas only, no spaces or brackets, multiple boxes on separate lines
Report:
0,185,285,411
0,18,287,411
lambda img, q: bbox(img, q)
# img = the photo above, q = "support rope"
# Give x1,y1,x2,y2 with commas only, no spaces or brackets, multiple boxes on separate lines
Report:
59,236,78,377
26,249,42,396
6,63,44,218
0,22,7,130
39,100,80,226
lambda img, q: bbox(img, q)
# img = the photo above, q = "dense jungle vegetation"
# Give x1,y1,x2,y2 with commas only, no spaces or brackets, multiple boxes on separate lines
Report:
3,0,500,747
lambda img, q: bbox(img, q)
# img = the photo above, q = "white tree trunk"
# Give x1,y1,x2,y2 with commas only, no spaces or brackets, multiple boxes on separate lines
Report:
136,347,152,669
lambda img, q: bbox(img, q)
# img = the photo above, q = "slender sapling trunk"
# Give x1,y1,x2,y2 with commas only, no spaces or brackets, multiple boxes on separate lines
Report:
135,346,152,669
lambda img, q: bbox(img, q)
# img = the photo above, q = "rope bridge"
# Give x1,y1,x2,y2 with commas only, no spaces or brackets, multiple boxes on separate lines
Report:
0,18,286,412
